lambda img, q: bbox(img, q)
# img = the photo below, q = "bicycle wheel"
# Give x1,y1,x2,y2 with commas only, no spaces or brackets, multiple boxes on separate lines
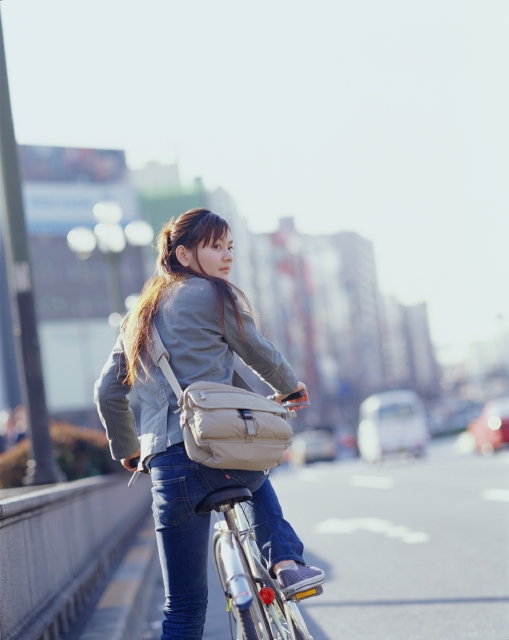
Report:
284,602,313,640
238,607,266,640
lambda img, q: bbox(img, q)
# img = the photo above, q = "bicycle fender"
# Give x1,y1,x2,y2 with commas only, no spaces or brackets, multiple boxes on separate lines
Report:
214,531,254,612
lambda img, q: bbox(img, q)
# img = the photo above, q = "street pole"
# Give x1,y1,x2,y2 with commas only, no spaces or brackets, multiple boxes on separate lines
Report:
0,9,58,484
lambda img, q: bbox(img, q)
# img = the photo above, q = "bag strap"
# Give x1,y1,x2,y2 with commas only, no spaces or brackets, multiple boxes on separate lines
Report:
148,324,183,399
232,370,254,393
148,324,255,398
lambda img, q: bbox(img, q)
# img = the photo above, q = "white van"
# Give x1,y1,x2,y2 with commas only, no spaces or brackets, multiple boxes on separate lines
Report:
357,390,428,462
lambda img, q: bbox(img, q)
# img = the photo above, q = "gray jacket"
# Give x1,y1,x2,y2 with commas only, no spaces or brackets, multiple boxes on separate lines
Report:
94,276,298,463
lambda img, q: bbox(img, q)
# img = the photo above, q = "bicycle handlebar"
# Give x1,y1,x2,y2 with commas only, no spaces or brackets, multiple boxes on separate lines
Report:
128,456,140,469
282,390,305,402
127,457,150,473
268,389,310,409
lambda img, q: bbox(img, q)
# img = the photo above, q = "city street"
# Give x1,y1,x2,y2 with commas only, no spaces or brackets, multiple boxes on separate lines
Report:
0,5,507,640
140,438,509,640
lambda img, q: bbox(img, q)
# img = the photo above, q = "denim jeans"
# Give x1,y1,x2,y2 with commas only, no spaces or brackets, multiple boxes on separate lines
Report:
149,443,305,640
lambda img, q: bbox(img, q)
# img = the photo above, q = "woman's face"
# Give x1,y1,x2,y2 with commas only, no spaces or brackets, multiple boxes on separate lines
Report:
177,231,234,281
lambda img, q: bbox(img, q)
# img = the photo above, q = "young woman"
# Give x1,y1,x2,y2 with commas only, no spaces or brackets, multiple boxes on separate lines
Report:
95,208,325,639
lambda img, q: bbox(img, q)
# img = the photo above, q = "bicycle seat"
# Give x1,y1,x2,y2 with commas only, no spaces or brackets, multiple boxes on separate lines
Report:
195,486,252,514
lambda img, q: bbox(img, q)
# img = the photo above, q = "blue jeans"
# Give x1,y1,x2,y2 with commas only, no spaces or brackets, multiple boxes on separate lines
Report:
149,443,305,640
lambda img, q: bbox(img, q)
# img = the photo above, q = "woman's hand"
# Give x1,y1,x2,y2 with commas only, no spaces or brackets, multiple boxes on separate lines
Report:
274,381,309,410
121,449,141,472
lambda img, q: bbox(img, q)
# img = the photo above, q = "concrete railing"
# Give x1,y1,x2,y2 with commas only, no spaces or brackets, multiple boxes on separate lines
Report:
0,473,152,640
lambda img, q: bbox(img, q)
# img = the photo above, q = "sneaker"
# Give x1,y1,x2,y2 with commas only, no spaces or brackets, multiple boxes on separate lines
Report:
277,564,326,599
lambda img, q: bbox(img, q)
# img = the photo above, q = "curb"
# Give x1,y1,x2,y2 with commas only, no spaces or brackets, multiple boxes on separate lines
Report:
78,516,159,640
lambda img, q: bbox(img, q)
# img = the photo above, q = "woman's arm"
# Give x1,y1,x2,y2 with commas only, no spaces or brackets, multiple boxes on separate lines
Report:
94,335,140,461
223,300,299,396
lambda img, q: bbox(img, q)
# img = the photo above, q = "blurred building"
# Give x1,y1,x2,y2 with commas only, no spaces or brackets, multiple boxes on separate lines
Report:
0,145,147,422
250,219,440,423
381,296,440,399
252,219,320,379
381,295,412,387
303,234,351,425
333,231,386,397
249,220,387,424
462,316,509,401
406,302,440,398
305,234,350,396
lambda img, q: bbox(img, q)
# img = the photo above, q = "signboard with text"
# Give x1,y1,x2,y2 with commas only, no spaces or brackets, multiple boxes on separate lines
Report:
18,145,127,184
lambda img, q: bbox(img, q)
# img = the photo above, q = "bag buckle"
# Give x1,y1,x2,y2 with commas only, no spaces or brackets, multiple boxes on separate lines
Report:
240,409,256,436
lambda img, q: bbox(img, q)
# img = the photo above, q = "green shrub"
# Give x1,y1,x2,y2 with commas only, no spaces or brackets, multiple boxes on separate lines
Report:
0,438,30,489
0,422,123,489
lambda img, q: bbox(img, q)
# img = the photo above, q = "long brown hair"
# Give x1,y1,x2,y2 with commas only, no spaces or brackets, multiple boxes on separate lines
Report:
122,208,251,386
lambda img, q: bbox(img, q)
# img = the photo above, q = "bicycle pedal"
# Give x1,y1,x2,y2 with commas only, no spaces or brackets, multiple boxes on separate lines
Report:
289,585,323,602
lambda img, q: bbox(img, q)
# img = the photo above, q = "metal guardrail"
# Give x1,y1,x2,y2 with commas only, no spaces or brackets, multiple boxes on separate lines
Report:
0,473,152,640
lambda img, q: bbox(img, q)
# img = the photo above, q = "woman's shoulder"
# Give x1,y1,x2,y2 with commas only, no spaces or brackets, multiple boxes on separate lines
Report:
161,276,217,308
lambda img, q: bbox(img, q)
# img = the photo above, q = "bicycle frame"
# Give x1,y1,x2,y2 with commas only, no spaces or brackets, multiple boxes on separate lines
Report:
212,503,313,640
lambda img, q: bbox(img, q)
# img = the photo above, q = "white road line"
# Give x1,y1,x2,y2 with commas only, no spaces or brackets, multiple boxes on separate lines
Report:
297,468,322,482
482,488,509,502
348,474,395,489
314,517,430,544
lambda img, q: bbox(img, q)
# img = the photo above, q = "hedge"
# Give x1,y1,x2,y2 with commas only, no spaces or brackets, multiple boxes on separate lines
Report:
0,422,122,489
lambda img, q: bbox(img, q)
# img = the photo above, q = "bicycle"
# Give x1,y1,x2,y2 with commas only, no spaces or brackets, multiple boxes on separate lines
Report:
129,393,318,638
195,395,320,640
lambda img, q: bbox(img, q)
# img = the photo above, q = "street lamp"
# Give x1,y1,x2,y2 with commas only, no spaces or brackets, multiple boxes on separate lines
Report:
67,202,154,319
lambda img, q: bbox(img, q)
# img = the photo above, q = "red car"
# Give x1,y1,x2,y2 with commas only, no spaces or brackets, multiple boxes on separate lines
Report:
468,397,509,454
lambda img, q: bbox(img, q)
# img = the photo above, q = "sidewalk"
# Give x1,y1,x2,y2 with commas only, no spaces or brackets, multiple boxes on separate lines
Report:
75,516,159,640
74,516,231,640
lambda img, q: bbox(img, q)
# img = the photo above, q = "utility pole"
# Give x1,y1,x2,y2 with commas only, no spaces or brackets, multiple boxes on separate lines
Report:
0,9,58,484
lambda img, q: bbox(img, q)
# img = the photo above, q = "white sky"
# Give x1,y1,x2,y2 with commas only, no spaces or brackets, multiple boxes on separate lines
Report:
2,0,508,362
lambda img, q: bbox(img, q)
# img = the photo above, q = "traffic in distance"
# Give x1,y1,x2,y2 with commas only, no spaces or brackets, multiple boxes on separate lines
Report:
286,389,509,466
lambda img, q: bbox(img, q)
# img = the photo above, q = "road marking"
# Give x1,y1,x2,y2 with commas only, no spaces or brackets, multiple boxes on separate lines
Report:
297,468,321,482
314,517,430,544
124,544,153,563
482,489,509,502
97,578,140,608
348,474,394,489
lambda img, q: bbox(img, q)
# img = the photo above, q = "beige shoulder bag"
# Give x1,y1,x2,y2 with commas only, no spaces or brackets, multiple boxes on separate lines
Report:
148,325,294,471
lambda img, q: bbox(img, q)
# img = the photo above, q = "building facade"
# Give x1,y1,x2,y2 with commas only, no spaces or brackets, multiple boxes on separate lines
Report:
249,219,440,424
0,145,148,421
381,296,440,399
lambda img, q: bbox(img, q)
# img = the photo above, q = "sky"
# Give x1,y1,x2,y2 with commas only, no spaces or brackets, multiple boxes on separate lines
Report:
2,0,508,363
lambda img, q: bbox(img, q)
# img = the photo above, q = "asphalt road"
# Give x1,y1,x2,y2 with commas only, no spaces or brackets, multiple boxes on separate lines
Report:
140,437,509,639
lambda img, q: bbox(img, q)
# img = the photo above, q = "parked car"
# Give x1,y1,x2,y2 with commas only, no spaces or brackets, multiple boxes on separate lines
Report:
357,390,429,462
428,401,484,436
290,429,336,466
468,397,509,454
